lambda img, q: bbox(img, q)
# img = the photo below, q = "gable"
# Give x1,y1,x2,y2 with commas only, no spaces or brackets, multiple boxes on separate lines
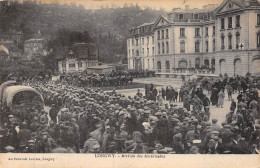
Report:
215,0,244,14
0,45,9,54
154,15,170,28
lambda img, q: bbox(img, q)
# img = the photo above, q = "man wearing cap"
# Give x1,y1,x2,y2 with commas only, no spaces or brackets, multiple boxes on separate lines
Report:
49,104,59,123
40,110,48,125
183,91,191,111
39,131,56,153
226,111,235,124
219,124,234,149
84,134,100,153
18,122,32,150
211,119,221,132
136,89,143,98
249,99,259,119
172,127,184,154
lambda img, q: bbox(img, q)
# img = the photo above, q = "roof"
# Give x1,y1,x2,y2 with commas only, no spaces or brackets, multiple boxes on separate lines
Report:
0,80,17,102
2,85,43,106
87,64,115,69
56,43,97,60
136,22,154,28
0,43,22,52
0,50,8,57
25,38,44,43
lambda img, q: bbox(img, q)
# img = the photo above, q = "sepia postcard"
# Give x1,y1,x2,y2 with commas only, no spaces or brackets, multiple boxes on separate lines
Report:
0,0,259,167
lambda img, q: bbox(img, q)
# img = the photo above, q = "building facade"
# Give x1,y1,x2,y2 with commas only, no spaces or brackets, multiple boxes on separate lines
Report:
57,43,98,74
24,38,45,61
127,0,260,76
0,43,22,63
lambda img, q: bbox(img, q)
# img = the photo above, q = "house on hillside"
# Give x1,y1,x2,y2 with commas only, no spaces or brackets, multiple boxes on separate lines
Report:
24,31,46,61
0,43,22,63
56,43,98,74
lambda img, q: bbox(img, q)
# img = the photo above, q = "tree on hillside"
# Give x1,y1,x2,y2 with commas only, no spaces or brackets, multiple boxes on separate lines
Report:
43,28,94,73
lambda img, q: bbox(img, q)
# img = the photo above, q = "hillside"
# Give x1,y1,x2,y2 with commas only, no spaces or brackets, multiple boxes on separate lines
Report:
0,1,166,63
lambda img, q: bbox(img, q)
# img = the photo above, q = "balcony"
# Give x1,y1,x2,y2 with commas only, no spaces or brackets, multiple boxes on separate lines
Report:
157,69,162,73
166,69,170,73
190,19,201,22
173,19,189,22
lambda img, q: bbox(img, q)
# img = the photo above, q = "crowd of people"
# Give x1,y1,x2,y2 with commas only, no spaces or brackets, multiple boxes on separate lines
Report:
59,73,133,87
0,74,259,154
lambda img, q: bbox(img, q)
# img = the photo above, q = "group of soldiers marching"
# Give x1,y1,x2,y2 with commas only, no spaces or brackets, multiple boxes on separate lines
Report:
0,73,259,154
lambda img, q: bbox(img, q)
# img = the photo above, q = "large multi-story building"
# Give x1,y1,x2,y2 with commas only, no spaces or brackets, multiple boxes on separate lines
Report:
127,0,260,76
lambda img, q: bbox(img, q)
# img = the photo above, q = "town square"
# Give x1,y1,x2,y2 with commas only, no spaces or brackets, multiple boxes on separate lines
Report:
0,0,260,155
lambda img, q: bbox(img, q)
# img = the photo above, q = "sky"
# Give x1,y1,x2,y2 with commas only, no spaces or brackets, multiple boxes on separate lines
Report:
14,0,224,11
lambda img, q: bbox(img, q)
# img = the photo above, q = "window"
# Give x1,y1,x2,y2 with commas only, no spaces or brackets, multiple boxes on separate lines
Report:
236,33,240,49
221,35,225,50
136,39,138,46
180,28,185,37
213,38,215,51
158,43,160,54
148,59,150,69
166,61,170,72
257,32,260,47
152,47,154,55
228,3,233,9
78,61,82,68
195,41,200,52
147,48,149,56
157,31,160,40
157,61,161,71
166,29,169,38
132,39,134,46
205,27,208,36
179,14,184,19
69,63,75,68
162,42,165,54
152,36,154,44
180,42,185,53
62,62,66,68
257,14,260,25
194,14,199,19
206,41,209,52
136,50,139,56
228,17,232,28
142,38,144,45
129,50,130,56
142,48,144,55
195,28,200,36
132,49,134,56
162,30,164,39
147,37,149,44
166,41,169,53
228,34,232,49
236,15,240,27
221,18,225,29
213,26,215,36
